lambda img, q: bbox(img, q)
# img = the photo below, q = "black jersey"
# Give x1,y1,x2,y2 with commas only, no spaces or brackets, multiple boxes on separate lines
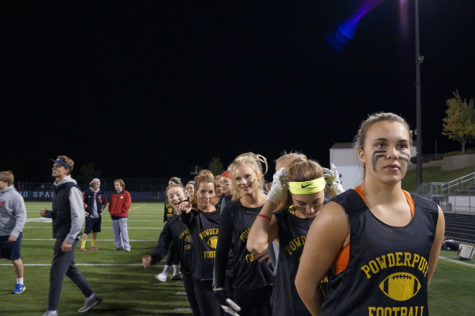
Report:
272,210,313,316
322,189,439,316
150,216,192,273
181,209,220,281
163,203,175,222
214,200,274,290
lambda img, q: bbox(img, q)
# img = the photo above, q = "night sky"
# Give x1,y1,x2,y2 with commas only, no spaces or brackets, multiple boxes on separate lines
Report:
2,1,474,181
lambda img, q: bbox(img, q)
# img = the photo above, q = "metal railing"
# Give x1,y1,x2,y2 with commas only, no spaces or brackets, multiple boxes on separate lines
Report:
422,172,475,196
422,172,475,214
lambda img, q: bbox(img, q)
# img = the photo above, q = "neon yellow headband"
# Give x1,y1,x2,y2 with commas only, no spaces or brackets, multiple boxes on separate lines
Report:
288,177,326,194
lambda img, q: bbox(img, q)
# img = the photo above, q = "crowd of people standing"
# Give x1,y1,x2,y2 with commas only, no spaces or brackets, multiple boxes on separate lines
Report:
0,112,445,316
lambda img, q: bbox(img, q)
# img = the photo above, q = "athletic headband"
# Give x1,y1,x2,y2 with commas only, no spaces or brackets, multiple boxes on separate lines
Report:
221,171,232,179
288,177,326,194
50,159,72,171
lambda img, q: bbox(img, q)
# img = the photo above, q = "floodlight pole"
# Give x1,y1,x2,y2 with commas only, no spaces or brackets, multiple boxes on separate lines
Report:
415,0,423,193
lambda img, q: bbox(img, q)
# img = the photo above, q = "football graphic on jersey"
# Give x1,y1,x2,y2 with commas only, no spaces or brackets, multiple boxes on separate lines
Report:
379,272,421,301
207,236,218,249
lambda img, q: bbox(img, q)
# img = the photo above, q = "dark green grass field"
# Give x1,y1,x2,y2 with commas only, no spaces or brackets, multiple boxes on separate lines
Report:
1,202,474,315
0,202,190,316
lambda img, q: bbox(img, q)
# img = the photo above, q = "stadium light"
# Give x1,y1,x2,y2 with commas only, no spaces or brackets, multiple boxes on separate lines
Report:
415,0,423,192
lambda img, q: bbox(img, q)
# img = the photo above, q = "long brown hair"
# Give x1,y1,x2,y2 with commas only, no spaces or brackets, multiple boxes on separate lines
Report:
282,158,323,211
191,175,216,209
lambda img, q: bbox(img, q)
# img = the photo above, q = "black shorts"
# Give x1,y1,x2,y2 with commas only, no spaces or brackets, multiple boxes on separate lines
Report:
84,217,102,234
0,232,22,260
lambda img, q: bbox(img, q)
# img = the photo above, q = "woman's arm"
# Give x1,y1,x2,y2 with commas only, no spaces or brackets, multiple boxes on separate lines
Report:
143,222,173,268
247,199,279,254
427,206,445,285
295,201,349,316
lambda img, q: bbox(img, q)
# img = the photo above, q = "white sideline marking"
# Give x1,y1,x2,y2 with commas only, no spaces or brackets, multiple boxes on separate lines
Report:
440,256,475,268
22,238,156,242
0,263,144,267
27,218,160,223
24,227,160,230
26,218,52,223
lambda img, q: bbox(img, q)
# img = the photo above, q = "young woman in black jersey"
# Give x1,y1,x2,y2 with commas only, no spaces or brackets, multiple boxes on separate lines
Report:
177,175,222,316
247,156,327,316
158,177,182,282
296,112,445,315
213,152,274,316
142,183,200,315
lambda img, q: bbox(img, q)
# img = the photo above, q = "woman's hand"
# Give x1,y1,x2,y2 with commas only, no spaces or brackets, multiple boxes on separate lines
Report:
176,200,192,215
142,255,152,268
265,167,288,204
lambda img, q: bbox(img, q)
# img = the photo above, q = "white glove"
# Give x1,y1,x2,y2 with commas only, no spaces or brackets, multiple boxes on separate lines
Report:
265,167,288,204
322,163,344,197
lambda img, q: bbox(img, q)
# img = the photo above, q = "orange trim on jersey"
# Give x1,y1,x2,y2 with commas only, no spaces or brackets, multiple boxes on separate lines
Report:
402,190,415,217
354,185,366,204
335,244,350,275
333,186,415,275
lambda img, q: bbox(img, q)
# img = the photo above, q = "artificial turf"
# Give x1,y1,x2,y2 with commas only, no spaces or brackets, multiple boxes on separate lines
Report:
1,202,474,315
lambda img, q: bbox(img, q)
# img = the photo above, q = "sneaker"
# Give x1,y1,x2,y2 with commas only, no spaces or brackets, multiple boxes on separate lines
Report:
78,293,102,313
80,248,86,252
12,284,26,294
42,310,58,316
91,246,99,251
155,272,167,282
124,248,131,252
114,247,123,251
171,272,182,281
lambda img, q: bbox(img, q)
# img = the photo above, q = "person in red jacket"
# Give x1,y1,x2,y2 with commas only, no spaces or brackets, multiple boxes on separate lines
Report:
108,179,132,251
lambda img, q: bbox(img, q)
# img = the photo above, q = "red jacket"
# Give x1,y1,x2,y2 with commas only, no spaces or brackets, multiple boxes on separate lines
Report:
108,190,132,218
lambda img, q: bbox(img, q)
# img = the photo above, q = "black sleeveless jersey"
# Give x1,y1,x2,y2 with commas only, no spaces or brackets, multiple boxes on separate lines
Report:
181,209,220,281
272,210,313,316
322,189,439,316
214,200,274,290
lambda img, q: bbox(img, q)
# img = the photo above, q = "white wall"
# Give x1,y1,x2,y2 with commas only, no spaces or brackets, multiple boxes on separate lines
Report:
448,196,475,213
336,165,364,190
330,147,362,190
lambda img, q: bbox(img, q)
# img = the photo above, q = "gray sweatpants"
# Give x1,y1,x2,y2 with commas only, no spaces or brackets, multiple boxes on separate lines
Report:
48,239,93,310
111,218,130,250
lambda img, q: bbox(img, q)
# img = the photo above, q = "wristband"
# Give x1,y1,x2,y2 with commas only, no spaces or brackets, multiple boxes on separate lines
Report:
258,214,272,222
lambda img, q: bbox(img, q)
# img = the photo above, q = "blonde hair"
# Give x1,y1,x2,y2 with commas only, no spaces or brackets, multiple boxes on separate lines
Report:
165,183,186,196
57,155,74,174
275,151,307,170
229,152,268,201
0,170,14,186
194,169,214,181
354,112,412,151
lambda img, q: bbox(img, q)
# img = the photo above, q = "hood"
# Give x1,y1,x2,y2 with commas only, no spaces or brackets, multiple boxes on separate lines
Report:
54,175,77,187
0,185,15,194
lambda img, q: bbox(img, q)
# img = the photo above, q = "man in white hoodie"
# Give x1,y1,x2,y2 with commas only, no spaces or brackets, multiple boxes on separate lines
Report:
40,155,101,316
0,170,27,294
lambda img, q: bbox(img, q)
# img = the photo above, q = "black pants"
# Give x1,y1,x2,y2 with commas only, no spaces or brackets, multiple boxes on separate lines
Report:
48,239,93,310
183,273,201,316
233,285,272,316
193,280,222,316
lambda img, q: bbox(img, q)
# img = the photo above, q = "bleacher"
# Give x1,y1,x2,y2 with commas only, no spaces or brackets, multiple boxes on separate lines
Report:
444,213,475,243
